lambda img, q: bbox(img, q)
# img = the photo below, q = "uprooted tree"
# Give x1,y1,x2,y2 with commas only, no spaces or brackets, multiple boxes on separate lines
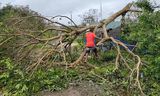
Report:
0,2,148,95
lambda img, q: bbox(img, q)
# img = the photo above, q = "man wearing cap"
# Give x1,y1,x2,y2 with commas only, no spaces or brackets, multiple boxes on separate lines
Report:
84,28,99,62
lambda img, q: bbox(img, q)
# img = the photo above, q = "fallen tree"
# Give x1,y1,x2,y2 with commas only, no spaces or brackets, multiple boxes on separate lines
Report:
0,3,145,95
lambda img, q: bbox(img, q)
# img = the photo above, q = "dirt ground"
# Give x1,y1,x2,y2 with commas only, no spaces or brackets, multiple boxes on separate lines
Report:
39,81,105,96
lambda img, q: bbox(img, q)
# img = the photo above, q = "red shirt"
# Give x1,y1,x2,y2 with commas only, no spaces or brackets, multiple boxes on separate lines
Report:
85,32,96,47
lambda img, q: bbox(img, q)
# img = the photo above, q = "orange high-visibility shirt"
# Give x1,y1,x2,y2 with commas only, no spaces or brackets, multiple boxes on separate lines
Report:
85,32,96,47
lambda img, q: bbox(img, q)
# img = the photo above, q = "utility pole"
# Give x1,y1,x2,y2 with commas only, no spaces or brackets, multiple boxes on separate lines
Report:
0,3,1,9
100,0,103,20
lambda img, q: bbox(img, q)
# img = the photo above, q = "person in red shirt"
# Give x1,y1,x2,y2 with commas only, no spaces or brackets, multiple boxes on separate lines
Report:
84,28,99,62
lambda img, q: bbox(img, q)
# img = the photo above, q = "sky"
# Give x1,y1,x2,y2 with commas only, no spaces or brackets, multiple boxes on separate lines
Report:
0,0,160,24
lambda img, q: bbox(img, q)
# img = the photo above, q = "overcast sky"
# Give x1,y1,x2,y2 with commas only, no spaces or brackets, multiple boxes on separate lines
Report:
0,0,160,24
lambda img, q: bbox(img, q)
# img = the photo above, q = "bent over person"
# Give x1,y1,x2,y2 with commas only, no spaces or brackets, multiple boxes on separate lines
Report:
84,28,99,62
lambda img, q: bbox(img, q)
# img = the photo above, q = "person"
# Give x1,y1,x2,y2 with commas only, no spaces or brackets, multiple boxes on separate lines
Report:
84,28,99,62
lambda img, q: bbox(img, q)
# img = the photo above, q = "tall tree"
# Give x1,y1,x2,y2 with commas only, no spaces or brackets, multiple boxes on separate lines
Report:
79,9,99,25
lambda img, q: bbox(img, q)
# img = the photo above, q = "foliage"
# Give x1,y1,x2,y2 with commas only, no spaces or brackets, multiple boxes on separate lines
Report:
121,0,160,95
0,4,45,30
136,0,154,12
0,58,79,96
0,5,46,62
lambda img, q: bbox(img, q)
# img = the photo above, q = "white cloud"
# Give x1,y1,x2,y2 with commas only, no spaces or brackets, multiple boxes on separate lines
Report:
2,0,149,24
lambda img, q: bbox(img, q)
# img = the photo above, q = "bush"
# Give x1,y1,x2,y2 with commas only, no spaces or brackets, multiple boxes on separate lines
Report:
0,58,79,96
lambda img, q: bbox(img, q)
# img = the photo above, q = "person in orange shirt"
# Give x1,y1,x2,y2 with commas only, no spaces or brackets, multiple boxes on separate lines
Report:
84,28,100,62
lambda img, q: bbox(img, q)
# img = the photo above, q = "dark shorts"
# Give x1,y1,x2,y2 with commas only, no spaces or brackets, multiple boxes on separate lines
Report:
85,47,97,53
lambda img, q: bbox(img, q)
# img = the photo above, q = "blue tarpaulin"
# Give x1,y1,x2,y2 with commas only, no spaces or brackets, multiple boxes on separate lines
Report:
99,37,136,51
113,37,136,51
